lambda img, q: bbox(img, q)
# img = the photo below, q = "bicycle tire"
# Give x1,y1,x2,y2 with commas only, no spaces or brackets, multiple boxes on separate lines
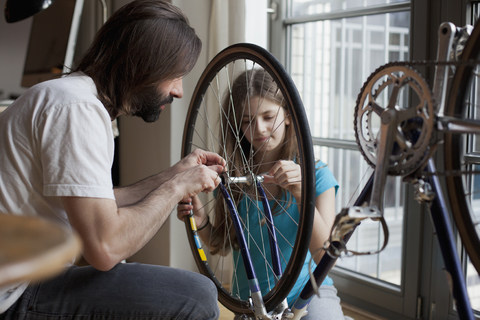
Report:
444,19,480,275
181,43,316,315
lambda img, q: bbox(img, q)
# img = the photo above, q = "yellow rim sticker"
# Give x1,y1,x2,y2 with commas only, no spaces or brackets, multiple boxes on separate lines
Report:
189,216,197,231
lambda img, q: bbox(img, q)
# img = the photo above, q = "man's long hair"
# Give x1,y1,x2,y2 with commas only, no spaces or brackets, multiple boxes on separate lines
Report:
75,0,202,119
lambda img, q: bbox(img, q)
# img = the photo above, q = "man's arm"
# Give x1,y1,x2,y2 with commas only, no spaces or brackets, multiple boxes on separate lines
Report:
113,170,175,208
63,184,177,271
114,149,225,207
63,150,224,271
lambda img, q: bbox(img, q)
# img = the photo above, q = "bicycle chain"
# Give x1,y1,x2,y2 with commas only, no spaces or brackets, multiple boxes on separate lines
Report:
353,59,480,178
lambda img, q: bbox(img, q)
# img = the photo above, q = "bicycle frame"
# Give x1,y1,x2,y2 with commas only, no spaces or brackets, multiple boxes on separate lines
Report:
284,160,475,320
284,22,478,320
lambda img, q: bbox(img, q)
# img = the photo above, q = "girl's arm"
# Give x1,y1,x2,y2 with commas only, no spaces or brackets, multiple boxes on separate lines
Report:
309,187,336,264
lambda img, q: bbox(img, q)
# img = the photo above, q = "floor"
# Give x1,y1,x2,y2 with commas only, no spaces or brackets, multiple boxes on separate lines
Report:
218,303,234,320
218,302,387,320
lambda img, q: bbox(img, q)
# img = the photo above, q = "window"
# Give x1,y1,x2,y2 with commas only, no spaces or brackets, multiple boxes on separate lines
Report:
282,0,410,287
270,0,480,318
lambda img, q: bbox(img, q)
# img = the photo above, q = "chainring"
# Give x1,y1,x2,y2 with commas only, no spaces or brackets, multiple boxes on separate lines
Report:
354,64,435,176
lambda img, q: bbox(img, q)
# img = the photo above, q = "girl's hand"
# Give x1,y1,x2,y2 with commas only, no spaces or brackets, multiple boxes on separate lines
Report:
177,199,193,220
263,160,302,200
176,195,208,228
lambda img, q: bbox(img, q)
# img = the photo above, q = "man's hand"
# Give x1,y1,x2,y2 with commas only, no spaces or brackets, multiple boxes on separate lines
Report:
171,149,225,176
169,164,223,201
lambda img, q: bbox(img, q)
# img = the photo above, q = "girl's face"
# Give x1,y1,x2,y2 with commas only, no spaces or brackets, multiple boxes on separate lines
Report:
240,97,290,157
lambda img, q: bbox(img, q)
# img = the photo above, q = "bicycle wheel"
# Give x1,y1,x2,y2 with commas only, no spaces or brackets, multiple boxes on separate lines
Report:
444,20,480,275
181,43,316,315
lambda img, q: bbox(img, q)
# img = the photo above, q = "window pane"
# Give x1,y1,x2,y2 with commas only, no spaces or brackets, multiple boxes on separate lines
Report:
467,258,480,311
291,0,408,17
313,145,403,285
290,11,410,140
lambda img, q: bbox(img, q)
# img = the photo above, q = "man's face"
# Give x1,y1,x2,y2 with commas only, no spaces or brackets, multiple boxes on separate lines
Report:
133,78,183,123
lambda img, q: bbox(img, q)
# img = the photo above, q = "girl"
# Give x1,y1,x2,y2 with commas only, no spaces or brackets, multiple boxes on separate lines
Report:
178,69,348,319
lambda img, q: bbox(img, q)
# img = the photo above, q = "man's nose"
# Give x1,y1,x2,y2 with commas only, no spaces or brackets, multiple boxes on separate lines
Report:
171,78,183,99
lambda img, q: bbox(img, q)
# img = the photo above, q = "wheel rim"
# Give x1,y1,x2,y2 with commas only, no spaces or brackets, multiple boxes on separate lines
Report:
444,22,480,276
181,44,315,314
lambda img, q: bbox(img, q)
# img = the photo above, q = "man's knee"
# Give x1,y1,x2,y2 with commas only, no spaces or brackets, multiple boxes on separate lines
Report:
189,273,220,319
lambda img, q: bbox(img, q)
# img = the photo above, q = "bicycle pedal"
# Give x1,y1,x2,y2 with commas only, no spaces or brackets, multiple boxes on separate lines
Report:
347,206,382,219
328,206,383,249
412,179,436,203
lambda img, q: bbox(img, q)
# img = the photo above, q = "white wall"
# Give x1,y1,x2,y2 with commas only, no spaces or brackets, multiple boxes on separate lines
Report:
245,0,268,49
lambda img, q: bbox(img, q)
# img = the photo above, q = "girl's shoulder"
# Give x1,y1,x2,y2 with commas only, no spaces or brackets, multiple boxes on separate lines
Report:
314,159,339,195
315,159,328,170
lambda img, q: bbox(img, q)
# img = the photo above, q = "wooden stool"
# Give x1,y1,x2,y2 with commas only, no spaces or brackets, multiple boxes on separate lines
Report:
0,214,82,287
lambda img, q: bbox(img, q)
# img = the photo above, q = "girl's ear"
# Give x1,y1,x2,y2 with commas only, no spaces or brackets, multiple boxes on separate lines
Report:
285,113,291,126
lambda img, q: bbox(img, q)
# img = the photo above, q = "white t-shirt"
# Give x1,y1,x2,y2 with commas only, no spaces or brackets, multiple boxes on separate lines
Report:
0,72,115,313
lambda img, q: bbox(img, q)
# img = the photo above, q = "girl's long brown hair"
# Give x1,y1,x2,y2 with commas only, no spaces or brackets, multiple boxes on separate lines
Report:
75,0,201,120
209,68,298,254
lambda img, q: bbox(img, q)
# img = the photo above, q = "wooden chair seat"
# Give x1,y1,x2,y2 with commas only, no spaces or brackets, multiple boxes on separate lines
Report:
0,214,82,287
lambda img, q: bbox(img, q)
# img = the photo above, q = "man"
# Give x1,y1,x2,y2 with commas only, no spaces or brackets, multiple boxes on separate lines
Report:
0,1,223,319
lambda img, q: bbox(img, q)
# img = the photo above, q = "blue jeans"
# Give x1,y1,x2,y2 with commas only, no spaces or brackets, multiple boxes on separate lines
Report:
0,263,219,320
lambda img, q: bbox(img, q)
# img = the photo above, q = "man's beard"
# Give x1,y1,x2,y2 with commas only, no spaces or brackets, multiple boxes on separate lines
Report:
133,86,174,123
